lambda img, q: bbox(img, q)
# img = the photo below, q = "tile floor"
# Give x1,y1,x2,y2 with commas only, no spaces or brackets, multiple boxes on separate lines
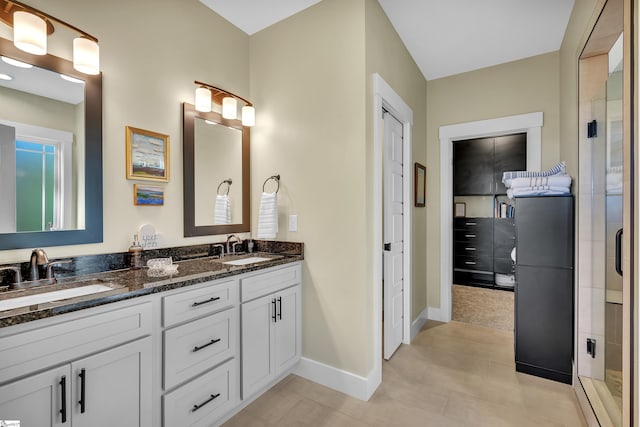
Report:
223,321,587,426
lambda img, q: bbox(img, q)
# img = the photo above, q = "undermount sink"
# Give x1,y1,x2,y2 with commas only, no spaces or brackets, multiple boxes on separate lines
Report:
222,256,274,266
0,281,118,312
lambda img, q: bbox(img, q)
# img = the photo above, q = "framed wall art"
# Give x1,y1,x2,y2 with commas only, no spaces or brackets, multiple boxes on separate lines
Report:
454,202,466,218
134,184,164,206
126,126,170,182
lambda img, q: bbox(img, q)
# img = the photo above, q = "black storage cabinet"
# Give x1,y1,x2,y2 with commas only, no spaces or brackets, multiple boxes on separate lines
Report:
514,196,574,384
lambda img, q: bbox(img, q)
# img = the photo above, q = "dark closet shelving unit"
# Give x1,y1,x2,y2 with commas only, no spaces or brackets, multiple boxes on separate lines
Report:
452,133,526,290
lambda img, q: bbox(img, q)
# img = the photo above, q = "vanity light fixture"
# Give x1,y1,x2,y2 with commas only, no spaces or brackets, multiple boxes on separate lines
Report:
194,80,255,127
2,0,100,75
13,10,46,55
222,96,237,120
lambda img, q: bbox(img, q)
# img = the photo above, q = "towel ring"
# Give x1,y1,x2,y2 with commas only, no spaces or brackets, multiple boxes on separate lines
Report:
217,179,232,196
262,174,280,194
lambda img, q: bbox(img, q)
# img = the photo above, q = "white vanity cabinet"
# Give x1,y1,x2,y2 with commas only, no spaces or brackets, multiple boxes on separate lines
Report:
0,301,153,427
161,279,240,427
241,263,301,399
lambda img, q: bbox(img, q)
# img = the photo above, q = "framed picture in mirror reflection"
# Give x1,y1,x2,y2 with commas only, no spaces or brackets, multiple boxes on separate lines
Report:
126,126,170,182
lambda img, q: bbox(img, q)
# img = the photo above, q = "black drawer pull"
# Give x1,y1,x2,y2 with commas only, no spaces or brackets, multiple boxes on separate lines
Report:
465,234,476,238
193,338,221,352
192,296,221,307
464,247,476,251
192,393,221,412
272,298,277,322
60,375,67,423
78,368,86,414
277,296,282,320
464,261,476,265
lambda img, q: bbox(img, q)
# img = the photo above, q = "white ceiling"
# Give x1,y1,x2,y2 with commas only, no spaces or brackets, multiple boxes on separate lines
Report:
200,0,322,35
202,0,575,81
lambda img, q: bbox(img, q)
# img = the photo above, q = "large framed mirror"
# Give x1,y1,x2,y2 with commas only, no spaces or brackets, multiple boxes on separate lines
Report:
0,37,102,250
182,103,249,236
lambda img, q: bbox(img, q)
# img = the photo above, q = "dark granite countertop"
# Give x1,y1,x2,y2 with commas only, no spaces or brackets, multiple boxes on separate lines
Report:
0,252,303,328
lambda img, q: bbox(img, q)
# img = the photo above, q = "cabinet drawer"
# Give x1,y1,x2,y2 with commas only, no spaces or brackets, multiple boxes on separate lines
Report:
241,264,301,302
164,308,237,390
163,279,237,327
454,240,492,257
454,255,492,272
454,228,492,243
164,358,237,427
0,301,151,384
454,217,493,231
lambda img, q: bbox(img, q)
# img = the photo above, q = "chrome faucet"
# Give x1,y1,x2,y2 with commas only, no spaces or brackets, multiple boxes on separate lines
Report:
226,235,242,255
29,248,50,281
28,248,71,284
44,260,73,285
212,243,225,258
0,266,22,289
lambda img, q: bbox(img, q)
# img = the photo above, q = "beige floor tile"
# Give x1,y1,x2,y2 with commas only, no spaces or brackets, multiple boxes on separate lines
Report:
223,321,587,427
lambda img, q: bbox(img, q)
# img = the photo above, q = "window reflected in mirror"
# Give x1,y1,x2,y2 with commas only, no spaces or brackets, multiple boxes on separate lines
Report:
0,60,85,234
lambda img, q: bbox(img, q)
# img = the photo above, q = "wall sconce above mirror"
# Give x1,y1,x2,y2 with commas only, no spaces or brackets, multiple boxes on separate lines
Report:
183,102,250,237
193,80,255,127
0,0,100,75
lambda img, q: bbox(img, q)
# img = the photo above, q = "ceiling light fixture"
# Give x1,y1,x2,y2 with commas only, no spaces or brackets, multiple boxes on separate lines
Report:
194,80,255,127
1,0,100,75
0,73,12,80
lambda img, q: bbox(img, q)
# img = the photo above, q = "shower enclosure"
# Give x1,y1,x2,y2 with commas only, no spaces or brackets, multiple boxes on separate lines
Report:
577,0,631,424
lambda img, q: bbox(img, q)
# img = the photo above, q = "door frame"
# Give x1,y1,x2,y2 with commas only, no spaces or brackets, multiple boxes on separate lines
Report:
371,73,413,397
436,112,543,322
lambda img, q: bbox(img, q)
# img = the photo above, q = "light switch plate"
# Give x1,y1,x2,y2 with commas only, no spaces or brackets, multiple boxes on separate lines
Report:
288,215,298,232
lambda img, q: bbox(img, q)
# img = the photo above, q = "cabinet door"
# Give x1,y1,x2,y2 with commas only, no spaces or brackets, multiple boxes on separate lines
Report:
494,133,526,194
515,266,573,377
274,285,301,375
453,138,494,195
241,294,275,399
72,337,152,427
0,365,70,426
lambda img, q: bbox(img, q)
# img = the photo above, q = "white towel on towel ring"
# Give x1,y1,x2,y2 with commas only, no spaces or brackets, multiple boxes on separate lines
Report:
214,194,231,224
257,192,278,239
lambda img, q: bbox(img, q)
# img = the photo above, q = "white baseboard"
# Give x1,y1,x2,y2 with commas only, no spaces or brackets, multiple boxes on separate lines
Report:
427,306,449,322
293,357,376,401
411,307,429,340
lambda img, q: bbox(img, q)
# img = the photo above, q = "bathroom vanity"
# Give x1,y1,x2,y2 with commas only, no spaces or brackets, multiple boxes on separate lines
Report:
0,250,302,427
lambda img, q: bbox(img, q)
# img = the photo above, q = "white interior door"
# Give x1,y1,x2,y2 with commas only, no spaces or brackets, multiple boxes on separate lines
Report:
383,111,404,360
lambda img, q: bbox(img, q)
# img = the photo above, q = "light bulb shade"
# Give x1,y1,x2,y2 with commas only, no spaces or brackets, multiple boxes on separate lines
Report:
73,37,100,75
222,97,237,120
13,11,47,55
195,87,212,112
241,105,255,127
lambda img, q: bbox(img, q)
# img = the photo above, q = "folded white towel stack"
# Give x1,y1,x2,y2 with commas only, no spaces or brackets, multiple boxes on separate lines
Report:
214,194,231,224
257,192,278,239
502,161,572,198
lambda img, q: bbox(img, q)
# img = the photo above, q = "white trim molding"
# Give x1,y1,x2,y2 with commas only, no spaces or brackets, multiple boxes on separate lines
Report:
435,112,543,322
293,357,374,401
411,306,430,340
